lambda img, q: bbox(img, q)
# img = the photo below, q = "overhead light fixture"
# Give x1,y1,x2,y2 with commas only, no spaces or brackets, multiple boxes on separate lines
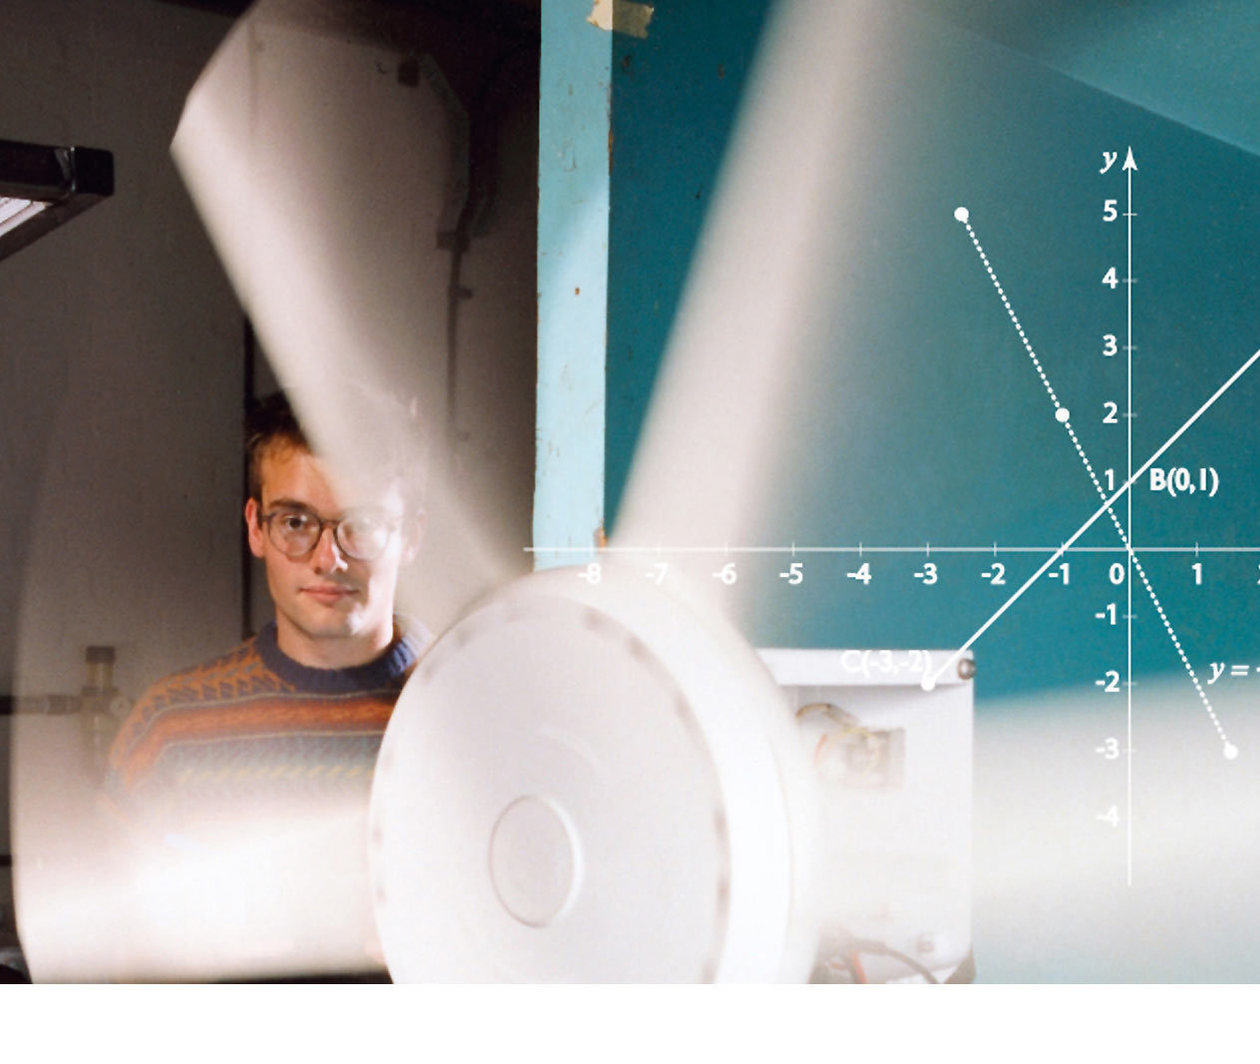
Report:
0,139,113,262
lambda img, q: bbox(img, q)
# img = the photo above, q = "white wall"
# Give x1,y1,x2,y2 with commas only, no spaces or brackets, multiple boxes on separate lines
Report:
1,0,242,705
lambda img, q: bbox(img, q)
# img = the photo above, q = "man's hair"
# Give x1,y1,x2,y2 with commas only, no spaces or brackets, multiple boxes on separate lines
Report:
245,392,310,501
244,389,427,510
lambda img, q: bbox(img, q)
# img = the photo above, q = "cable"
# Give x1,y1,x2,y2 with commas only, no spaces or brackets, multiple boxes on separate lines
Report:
848,938,940,984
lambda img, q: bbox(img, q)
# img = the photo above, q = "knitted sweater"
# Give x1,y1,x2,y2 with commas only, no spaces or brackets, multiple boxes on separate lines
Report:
106,622,423,822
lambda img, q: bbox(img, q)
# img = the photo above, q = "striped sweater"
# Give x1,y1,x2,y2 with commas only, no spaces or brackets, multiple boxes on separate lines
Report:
106,622,423,822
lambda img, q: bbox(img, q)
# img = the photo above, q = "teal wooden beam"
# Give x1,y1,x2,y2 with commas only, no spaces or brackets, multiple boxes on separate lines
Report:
534,0,612,569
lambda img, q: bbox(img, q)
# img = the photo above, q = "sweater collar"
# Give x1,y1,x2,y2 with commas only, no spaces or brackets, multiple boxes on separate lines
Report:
256,621,420,694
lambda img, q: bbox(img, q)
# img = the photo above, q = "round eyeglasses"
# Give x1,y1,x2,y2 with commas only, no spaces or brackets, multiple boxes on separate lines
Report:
258,506,398,562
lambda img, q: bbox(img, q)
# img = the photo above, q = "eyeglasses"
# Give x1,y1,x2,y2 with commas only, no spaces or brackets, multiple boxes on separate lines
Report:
258,506,399,561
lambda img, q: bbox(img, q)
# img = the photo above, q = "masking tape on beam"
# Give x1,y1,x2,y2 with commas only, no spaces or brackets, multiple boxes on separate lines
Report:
587,0,654,39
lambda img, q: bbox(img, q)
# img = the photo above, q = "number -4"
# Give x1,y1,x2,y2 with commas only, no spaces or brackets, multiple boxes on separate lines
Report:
1103,199,1118,222
1096,805,1120,827
847,562,872,585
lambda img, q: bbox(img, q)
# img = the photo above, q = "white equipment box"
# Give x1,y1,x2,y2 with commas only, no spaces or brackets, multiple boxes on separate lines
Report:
759,649,974,983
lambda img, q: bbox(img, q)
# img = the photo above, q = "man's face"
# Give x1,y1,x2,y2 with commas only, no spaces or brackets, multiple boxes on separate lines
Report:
244,443,414,669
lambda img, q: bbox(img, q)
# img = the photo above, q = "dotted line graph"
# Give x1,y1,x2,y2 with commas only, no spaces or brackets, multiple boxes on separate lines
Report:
949,204,1239,759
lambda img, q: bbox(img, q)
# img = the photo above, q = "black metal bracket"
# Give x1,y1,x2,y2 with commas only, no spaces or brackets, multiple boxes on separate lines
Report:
0,139,114,261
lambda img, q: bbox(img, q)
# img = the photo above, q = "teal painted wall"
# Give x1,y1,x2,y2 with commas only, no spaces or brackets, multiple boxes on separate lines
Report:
605,2,772,526
605,1,1260,701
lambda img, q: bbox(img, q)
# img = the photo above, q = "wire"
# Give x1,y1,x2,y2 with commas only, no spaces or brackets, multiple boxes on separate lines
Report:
848,938,940,984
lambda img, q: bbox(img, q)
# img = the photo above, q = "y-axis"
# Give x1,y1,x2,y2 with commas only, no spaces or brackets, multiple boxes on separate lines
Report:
1124,146,1137,887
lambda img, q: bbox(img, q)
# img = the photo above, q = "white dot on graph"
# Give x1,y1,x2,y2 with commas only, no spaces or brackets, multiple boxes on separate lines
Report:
1056,407,1070,423
953,207,969,223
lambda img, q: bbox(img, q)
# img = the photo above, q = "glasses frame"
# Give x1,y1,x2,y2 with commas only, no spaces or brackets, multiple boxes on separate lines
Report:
257,505,400,562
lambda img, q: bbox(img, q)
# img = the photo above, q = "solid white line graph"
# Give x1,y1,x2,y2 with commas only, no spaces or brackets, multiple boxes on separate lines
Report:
932,199,1256,768
943,162,1260,885
936,197,1250,762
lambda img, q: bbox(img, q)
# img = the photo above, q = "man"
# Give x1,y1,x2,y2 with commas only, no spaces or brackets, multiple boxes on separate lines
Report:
108,391,428,810
96,393,428,980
